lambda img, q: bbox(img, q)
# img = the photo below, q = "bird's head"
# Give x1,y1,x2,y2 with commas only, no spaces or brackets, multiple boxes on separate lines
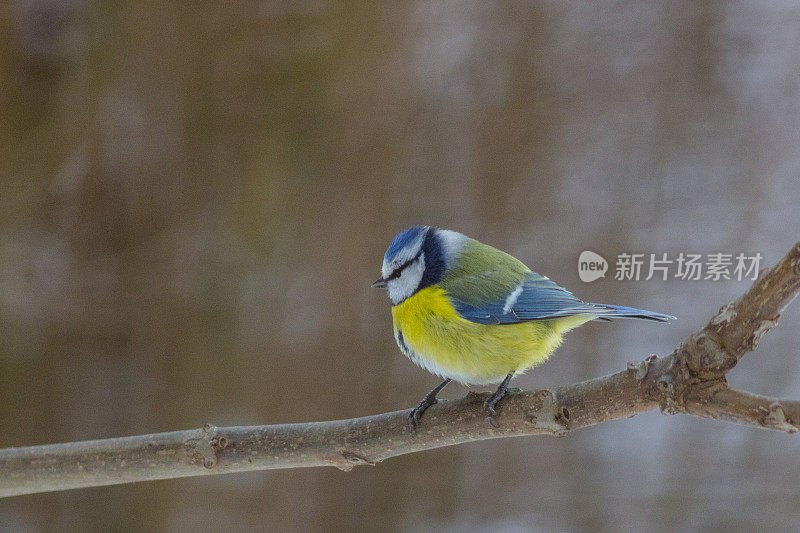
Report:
373,226,467,304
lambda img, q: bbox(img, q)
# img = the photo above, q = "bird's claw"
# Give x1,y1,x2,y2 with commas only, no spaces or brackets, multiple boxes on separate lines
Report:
407,410,421,430
484,400,500,428
408,398,438,431
483,373,514,427
407,379,453,432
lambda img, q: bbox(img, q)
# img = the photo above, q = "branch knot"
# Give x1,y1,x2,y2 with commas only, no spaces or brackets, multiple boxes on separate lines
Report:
184,424,225,469
627,355,658,380
683,331,737,378
527,390,569,437
762,402,799,434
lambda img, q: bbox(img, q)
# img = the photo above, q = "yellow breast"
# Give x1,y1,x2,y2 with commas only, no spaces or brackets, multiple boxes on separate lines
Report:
391,285,593,385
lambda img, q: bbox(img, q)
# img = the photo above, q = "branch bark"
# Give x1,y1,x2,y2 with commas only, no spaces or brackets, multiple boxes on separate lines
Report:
2,243,799,498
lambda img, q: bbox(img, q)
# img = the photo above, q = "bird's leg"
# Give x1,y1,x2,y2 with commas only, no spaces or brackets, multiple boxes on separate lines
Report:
485,373,515,427
409,378,452,429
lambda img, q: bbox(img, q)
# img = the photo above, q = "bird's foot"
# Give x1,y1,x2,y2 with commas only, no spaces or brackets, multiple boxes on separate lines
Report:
408,378,452,431
408,397,438,430
484,395,504,428
484,373,515,427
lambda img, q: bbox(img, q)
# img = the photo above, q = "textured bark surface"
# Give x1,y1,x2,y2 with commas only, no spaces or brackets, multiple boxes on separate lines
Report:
1,242,799,498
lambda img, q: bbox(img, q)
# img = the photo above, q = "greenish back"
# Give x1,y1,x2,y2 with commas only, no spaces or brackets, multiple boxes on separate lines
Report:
440,239,530,306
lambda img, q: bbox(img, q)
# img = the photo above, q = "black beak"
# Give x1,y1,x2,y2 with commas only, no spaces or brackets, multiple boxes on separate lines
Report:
372,277,387,289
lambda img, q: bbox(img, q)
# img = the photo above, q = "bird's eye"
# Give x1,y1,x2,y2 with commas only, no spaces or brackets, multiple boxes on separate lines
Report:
386,250,422,282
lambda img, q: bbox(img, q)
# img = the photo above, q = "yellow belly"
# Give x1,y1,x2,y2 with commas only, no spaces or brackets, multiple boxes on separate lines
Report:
391,285,594,385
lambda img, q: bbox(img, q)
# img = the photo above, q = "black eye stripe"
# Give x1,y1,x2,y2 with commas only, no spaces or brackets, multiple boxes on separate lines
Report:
387,249,423,280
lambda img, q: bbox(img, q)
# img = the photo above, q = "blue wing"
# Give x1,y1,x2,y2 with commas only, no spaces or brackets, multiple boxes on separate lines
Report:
449,271,674,325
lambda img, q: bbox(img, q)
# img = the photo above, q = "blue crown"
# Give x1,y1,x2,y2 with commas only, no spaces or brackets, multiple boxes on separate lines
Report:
384,225,429,262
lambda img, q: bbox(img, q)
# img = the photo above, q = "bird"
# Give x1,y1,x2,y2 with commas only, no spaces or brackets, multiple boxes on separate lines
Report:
372,225,675,428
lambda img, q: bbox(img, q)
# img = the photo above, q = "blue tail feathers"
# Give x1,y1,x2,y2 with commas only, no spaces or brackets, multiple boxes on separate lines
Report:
589,303,676,322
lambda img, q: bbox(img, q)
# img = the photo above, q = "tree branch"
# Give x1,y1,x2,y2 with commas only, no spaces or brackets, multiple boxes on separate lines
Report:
2,243,799,498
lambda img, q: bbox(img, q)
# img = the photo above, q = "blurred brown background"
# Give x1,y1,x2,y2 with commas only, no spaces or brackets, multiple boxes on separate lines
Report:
2,1,800,531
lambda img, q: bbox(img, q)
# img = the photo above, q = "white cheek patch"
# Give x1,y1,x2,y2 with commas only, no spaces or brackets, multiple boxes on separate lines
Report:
388,253,426,304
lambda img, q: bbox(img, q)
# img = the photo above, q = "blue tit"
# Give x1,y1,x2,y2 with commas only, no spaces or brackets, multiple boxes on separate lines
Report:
373,225,675,427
